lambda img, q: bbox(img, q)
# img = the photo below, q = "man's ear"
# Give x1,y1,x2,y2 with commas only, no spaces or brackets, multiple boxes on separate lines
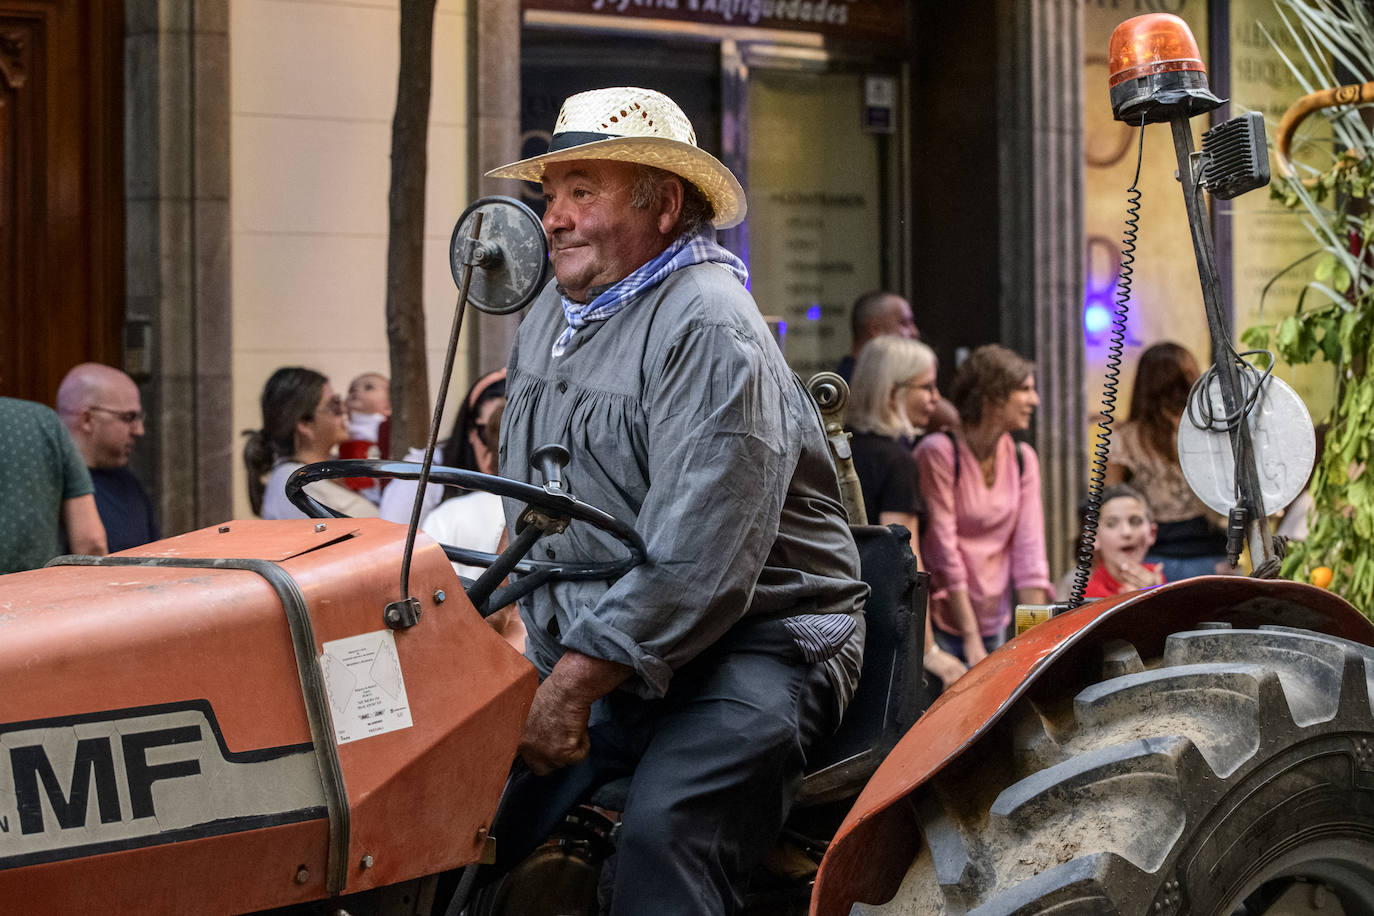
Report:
657,178,685,235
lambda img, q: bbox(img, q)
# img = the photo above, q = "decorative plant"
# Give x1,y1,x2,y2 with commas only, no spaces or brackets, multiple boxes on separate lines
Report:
1240,0,1374,614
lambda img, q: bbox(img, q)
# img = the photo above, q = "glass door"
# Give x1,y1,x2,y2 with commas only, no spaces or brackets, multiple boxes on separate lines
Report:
741,62,903,378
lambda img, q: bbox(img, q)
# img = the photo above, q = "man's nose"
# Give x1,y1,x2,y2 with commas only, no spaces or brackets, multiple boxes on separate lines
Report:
542,198,570,234
132,416,145,436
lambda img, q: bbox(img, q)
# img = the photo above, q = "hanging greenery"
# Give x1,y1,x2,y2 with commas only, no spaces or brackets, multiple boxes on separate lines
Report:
1240,0,1374,614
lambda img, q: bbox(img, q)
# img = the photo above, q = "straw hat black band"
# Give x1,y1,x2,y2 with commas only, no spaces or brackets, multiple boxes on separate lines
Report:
548,131,616,153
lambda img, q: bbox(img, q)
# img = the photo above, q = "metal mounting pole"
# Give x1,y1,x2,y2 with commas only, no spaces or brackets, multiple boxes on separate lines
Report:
1169,117,1277,573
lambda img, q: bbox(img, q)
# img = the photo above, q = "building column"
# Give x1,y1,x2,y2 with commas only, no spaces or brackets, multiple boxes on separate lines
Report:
997,0,1086,581
468,0,522,375
125,0,232,533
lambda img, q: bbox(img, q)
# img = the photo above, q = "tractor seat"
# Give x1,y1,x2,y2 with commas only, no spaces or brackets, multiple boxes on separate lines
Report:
793,523,928,807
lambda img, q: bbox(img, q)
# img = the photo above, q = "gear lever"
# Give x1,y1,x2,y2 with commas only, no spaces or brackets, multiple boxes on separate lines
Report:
531,444,570,491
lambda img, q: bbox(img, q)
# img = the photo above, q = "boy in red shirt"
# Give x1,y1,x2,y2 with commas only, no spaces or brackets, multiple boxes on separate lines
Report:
1085,484,1166,598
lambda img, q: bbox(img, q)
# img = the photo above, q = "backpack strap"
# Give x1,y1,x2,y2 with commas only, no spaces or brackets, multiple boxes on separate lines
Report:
946,430,1026,483
943,430,960,482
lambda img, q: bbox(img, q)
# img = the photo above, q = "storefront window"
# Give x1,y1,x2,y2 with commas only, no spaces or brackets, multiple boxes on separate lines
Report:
745,68,892,379
518,6,908,381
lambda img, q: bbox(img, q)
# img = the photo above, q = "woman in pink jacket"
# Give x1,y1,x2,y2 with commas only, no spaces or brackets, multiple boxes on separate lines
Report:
914,344,1052,665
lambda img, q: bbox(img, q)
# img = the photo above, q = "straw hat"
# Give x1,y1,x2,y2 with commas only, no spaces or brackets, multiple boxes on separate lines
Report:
485,87,747,229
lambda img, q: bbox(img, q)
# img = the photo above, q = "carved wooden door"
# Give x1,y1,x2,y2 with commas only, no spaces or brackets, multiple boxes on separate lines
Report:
0,0,122,404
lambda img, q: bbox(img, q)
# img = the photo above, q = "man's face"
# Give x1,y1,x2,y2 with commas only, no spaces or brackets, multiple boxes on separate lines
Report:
86,377,144,468
540,160,671,302
880,296,918,339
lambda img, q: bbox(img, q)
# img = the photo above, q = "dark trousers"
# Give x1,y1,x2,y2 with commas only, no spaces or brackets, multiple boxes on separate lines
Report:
492,621,838,915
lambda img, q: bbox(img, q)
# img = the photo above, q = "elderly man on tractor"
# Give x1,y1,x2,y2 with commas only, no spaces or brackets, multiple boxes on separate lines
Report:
481,86,868,914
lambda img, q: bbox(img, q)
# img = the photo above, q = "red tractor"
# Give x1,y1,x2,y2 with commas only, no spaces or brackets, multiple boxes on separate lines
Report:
5,14,1374,916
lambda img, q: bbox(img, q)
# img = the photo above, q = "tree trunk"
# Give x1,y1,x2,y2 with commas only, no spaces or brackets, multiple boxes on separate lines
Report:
385,0,438,456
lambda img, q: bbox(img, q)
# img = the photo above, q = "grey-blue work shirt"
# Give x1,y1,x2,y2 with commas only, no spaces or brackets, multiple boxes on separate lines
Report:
500,260,868,712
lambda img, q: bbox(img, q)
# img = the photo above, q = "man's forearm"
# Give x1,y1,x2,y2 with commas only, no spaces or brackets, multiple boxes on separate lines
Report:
518,650,633,774
63,494,107,556
546,650,632,706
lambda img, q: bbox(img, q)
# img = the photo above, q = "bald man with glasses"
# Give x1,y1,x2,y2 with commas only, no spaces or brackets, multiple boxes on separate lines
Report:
57,363,160,552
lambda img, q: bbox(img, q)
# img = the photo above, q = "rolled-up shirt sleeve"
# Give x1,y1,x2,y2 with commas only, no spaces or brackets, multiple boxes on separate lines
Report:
558,321,796,694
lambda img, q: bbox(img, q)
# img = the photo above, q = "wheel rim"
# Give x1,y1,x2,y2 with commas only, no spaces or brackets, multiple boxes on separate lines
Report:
1229,837,1374,915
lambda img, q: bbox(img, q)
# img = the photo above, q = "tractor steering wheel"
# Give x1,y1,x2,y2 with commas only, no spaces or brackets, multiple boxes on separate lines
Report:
284,456,646,616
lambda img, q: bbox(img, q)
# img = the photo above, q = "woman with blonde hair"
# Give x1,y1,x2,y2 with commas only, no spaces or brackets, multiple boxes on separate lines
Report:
915,344,1051,665
847,335,967,690
243,367,379,520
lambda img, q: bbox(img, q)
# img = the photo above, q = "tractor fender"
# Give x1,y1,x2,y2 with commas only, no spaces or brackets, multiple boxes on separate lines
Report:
810,575,1374,916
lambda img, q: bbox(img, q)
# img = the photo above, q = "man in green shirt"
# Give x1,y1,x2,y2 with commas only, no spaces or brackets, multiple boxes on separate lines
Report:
0,397,107,574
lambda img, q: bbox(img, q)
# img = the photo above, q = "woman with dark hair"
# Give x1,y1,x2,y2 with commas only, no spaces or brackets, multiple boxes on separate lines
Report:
914,344,1052,665
244,367,379,520
378,368,506,526
1106,341,1226,580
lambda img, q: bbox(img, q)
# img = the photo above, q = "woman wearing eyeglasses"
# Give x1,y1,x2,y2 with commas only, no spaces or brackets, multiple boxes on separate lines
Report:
847,335,969,693
244,366,379,520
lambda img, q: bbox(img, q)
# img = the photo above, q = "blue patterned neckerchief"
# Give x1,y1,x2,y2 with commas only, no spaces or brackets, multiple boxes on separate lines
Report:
551,229,749,358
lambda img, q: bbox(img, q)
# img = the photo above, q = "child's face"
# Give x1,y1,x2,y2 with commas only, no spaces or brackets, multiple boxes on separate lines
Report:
1097,496,1156,568
348,374,390,416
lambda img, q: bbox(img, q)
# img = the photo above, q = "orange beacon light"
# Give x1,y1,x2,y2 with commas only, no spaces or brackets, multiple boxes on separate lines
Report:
1107,13,1223,124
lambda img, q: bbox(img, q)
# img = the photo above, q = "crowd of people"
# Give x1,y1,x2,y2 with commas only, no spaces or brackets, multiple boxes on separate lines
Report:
837,300,1226,693
0,322,1226,627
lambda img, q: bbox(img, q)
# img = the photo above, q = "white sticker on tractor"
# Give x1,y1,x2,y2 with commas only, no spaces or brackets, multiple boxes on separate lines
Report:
319,630,413,744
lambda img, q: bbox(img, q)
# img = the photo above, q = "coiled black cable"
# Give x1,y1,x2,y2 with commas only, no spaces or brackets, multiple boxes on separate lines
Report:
1186,352,1273,435
1186,348,1274,503
1069,119,1146,608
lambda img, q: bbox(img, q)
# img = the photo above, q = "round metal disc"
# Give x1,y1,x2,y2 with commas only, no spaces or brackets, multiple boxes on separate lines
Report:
449,195,549,314
1177,373,1315,517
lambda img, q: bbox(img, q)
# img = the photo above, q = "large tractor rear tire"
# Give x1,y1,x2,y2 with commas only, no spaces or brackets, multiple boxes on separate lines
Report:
856,625,1374,915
